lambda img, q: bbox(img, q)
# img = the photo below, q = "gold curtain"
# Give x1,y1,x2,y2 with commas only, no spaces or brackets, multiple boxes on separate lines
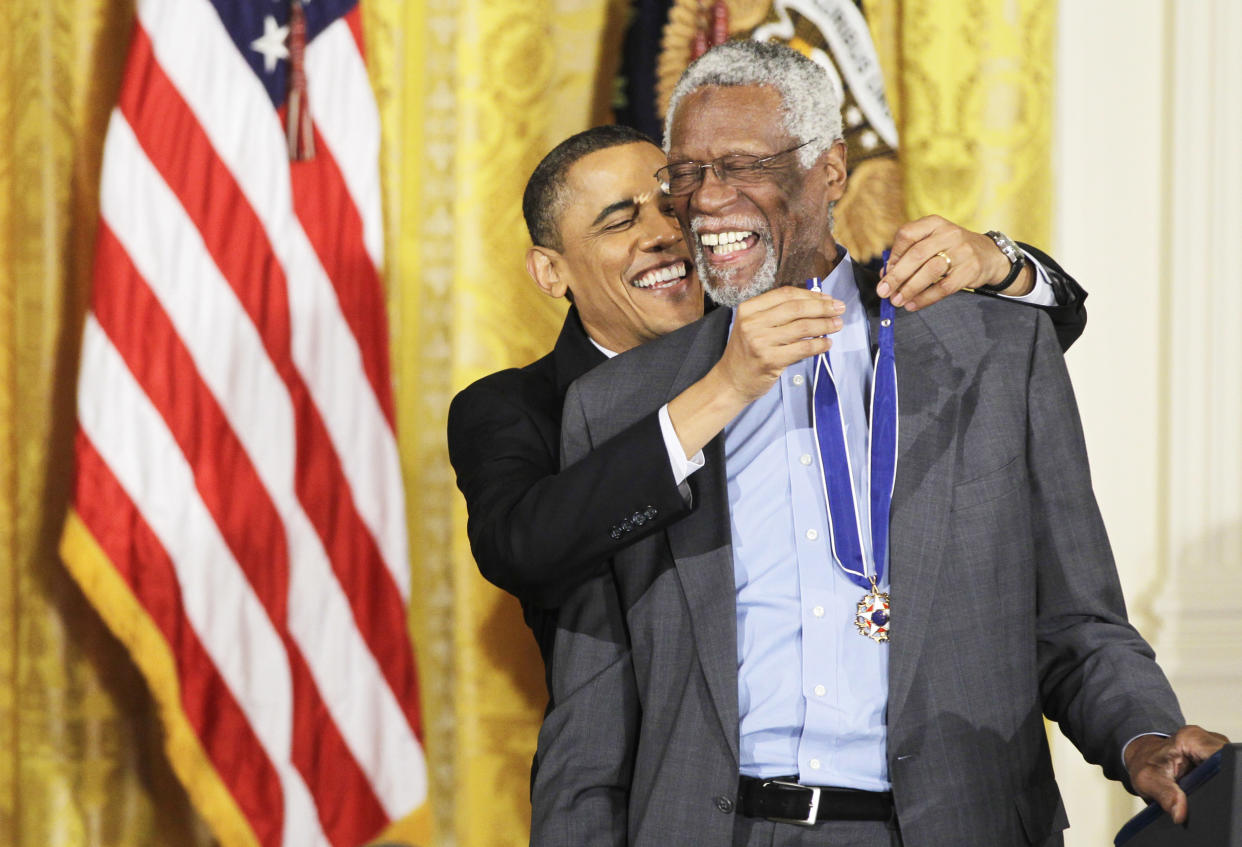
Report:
390,2,626,844
0,0,215,843
0,1,1052,846
867,0,1056,244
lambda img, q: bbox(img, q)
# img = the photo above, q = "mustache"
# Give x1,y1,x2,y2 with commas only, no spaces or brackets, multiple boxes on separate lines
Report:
689,216,767,236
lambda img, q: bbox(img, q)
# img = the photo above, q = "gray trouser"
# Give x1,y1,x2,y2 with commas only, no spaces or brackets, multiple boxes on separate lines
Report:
732,814,903,847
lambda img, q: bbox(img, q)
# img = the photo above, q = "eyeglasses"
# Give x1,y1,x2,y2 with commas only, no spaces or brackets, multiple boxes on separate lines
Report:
654,139,818,197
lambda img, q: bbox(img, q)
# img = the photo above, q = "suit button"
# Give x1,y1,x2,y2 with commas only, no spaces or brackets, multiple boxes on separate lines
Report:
632,511,645,526
609,527,622,540
713,795,734,814
644,506,658,519
620,520,632,532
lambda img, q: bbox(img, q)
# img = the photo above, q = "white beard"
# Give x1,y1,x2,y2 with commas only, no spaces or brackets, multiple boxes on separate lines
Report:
692,228,779,308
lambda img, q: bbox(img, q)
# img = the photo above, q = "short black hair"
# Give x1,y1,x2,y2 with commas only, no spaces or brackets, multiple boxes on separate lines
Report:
523,124,658,252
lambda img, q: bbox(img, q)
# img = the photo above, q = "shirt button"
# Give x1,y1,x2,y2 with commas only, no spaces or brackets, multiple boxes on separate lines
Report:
809,758,821,770
799,453,812,466
792,374,805,386
805,529,819,541
812,605,825,618
713,795,734,814
814,684,826,697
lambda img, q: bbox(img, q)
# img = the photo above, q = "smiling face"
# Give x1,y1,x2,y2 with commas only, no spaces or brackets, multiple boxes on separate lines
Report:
666,84,847,307
528,141,703,353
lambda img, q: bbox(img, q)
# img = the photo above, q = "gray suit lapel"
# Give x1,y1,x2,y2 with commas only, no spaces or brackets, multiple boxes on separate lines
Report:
866,297,964,730
663,308,742,762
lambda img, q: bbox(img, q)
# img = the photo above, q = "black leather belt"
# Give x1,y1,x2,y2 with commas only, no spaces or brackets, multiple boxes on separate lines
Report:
737,775,894,825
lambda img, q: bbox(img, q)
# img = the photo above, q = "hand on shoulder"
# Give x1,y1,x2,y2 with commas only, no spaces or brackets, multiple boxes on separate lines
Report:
878,215,1034,310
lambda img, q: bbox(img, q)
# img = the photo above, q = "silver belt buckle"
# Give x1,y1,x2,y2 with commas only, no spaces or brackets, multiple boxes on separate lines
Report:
767,779,821,826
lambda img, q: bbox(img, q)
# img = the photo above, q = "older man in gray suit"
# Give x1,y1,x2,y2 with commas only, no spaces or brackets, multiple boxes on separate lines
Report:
530,41,1226,847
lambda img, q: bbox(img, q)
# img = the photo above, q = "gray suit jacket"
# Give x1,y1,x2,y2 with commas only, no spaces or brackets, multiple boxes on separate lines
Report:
530,265,1183,847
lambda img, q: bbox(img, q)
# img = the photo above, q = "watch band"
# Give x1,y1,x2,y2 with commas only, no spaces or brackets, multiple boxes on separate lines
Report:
977,230,1026,293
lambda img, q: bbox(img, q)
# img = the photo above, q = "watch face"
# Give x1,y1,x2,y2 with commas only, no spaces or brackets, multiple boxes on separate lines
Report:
979,231,1025,292
988,231,1019,263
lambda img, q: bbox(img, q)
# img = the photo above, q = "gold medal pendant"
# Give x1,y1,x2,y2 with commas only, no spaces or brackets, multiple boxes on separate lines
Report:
855,577,890,643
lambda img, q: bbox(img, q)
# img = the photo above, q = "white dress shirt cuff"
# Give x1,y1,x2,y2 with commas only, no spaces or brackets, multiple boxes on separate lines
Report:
658,404,705,502
997,250,1056,307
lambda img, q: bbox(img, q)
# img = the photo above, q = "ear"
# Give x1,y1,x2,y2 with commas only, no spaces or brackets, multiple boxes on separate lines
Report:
526,246,568,299
819,140,848,203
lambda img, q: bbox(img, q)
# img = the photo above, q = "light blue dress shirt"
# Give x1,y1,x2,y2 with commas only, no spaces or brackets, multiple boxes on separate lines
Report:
726,250,891,791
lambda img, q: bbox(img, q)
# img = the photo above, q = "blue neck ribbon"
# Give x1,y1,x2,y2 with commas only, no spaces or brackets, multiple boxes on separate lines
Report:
806,277,898,591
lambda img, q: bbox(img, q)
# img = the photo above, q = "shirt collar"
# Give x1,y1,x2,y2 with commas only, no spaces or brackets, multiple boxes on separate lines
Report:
818,246,856,300
587,336,618,359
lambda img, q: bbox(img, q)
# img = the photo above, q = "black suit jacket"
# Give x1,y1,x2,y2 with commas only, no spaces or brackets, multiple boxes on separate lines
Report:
447,307,692,675
447,245,1087,674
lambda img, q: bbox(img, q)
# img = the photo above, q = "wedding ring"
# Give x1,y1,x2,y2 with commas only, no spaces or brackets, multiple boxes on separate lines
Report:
935,250,952,279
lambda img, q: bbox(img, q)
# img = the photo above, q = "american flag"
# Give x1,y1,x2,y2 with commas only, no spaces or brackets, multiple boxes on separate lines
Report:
60,1,427,845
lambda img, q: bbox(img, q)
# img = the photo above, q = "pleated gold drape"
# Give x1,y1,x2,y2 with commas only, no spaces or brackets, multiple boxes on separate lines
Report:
880,0,1055,243
0,1,1052,846
0,1,215,843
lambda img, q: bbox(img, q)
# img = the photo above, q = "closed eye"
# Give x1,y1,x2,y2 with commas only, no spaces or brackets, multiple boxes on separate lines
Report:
601,216,636,232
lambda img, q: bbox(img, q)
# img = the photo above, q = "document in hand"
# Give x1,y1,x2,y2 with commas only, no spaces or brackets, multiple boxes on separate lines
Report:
1115,743,1240,847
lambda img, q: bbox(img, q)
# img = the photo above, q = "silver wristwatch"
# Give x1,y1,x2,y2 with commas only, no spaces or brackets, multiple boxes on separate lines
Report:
979,230,1026,293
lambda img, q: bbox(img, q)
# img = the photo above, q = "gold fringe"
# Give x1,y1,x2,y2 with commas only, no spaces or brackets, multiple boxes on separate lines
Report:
58,511,260,847
367,802,433,846
656,1,697,121
656,0,771,122
835,157,905,265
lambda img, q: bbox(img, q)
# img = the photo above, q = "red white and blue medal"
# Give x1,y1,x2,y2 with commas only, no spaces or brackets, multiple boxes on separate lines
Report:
807,275,897,643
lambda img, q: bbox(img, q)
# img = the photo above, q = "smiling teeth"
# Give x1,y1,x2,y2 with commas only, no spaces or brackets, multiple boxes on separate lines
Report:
701,230,754,253
632,261,688,289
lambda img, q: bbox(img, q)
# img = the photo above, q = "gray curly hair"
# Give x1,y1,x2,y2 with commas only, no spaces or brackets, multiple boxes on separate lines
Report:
664,40,844,167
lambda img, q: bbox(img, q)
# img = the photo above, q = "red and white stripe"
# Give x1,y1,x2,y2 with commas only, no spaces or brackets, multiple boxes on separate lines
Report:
71,1,425,844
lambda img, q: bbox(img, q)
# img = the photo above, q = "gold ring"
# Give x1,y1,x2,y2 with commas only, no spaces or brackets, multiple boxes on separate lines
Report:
935,250,952,279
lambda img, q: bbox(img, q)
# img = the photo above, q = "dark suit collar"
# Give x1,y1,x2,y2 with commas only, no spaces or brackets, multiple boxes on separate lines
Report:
658,305,738,757
842,261,971,726
666,305,733,398
552,305,607,398
860,278,964,732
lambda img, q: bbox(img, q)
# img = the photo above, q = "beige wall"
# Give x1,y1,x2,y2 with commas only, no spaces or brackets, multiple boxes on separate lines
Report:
1053,1,1242,843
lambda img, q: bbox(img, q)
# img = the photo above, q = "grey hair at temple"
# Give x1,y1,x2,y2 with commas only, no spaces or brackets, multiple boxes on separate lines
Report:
663,40,844,168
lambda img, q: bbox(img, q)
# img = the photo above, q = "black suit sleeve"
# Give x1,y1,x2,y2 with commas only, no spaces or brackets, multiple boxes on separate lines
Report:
447,377,691,609
991,243,1087,353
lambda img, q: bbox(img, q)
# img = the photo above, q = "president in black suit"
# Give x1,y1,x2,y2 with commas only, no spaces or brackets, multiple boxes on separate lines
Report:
447,124,1089,684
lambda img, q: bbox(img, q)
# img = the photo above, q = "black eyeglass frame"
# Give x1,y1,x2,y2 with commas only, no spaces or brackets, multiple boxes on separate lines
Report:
655,138,820,196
